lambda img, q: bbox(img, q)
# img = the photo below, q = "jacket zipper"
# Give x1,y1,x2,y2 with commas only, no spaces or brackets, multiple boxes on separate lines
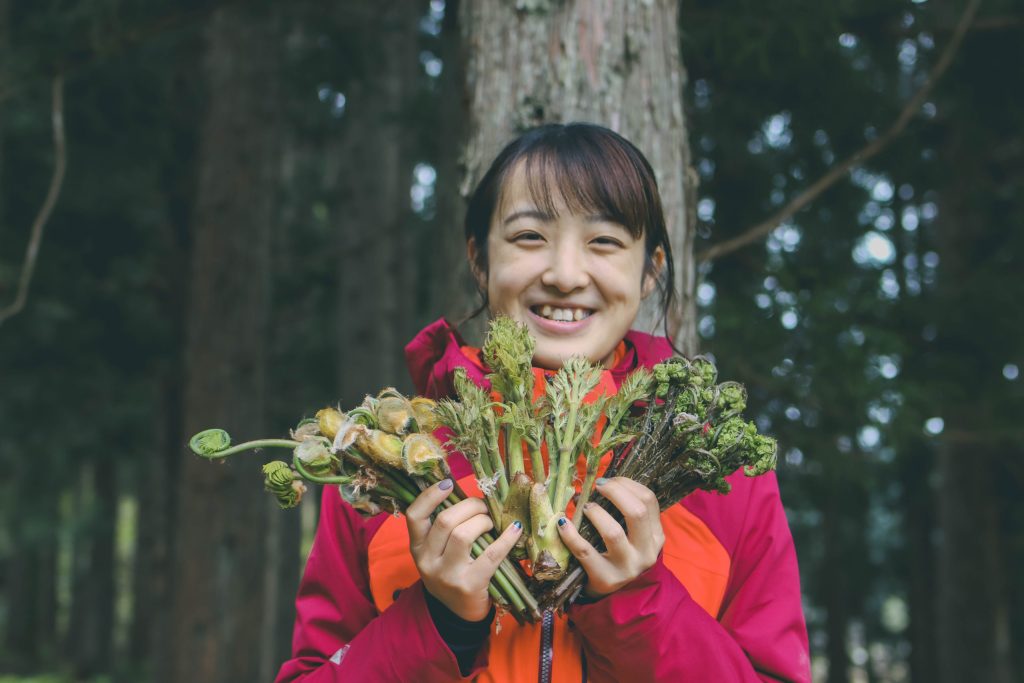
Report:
538,609,554,683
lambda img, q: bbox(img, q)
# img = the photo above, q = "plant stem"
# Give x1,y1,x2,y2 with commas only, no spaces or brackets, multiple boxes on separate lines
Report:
292,458,353,485
485,419,509,500
528,443,545,481
507,432,526,476
550,403,578,508
198,438,301,459
572,460,600,527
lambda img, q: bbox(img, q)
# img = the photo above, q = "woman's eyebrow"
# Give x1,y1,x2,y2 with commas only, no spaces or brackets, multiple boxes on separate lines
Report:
503,209,554,225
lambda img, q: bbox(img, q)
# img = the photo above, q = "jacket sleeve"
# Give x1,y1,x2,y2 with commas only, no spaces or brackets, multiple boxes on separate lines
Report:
274,485,490,682
567,474,811,683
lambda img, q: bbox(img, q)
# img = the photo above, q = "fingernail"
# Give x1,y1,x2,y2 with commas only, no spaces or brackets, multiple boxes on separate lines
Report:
595,477,608,486
513,520,522,530
557,517,567,527
438,478,453,490
584,502,594,510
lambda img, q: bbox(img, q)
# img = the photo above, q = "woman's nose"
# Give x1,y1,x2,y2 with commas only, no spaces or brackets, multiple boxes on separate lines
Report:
540,242,589,292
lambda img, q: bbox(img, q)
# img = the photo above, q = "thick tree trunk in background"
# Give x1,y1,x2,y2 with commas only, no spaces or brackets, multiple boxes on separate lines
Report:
933,132,1013,683
458,0,697,352
821,485,850,683
901,443,937,683
131,41,199,674
130,373,184,672
936,439,1012,683
334,2,421,403
3,462,49,670
426,0,472,323
63,461,116,678
167,5,282,682
76,457,117,677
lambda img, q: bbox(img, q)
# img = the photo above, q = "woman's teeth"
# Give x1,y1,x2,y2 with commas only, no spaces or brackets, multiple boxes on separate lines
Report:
536,305,592,322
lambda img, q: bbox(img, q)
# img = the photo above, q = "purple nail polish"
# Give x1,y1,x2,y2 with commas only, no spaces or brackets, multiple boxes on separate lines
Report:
513,520,522,530
557,517,567,527
438,478,453,490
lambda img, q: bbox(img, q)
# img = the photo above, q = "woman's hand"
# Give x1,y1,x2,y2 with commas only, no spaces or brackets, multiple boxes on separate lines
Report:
556,477,665,598
406,479,523,621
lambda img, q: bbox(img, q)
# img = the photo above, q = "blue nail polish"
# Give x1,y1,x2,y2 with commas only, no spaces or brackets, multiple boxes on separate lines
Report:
438,478,453,490
557,517,567,527
513,520,522,530
596,477,609,486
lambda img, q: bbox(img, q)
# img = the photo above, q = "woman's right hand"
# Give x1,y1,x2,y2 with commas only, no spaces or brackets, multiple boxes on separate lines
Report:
406,479,523,622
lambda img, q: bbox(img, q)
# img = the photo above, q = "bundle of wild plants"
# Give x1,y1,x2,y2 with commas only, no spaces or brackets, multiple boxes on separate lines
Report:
189,317,776,622
189,388,542,622
543,354,778,612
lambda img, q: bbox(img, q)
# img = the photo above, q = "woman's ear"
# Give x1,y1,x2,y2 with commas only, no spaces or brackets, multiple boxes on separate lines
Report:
466,238,487,291
642,246,666,299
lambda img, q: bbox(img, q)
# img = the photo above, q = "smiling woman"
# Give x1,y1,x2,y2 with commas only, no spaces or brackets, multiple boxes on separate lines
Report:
463,123,676,369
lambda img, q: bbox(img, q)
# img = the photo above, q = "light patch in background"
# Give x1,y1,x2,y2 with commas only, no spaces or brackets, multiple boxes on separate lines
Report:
767,223,802,254
879,269,900,299
410,162,437,216
876,355,900,380
697,197,716,222
781,310,799,330
698,314,716,339
1004,363,1019,380
871,179,895,202
420,51,442,78
420,0,445,35
697,281,716,307
317,85,346,118
901,206,920,231
924,417,944,435
763,111,793,149
853,231,896,267
858,425,881,449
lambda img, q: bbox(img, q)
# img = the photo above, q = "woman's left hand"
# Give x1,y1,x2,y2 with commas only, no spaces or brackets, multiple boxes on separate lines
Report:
556,476,665,598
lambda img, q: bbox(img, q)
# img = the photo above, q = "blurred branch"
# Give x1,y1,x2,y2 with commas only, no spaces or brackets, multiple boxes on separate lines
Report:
0,74,66,327
0,0,249,105
697,0,982,265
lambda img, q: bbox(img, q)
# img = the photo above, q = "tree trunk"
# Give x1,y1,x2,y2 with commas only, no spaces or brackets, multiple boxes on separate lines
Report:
458,0,697,352
167,4,282,682
933,131,1014,683
821,482,850,683
425,0,472,323
3,462,45,670
130,372,184,674
333,1,421,403
62,460,115,678
901,442,938,683
130,33,200,676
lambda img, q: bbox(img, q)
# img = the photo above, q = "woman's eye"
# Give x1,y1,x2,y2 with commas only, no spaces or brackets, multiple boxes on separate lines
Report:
513,231,543,242
592,236,625,247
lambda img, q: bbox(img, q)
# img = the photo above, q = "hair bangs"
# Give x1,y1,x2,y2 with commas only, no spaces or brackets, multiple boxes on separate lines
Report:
516,134,652,242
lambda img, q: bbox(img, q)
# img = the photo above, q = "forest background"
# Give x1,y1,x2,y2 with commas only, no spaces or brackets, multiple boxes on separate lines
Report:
0,1,1021,682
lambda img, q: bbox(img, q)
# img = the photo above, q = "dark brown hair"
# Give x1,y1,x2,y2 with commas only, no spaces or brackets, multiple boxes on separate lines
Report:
463,122,677,336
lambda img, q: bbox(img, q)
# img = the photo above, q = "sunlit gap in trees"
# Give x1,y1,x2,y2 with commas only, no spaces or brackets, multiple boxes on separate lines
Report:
420,0,445,37
410,163,437,219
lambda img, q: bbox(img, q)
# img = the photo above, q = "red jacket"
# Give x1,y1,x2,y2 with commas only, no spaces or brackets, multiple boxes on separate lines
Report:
275,319,811,682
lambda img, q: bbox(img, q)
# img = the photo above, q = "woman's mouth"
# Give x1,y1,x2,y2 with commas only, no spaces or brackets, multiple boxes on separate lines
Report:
529,304,594,323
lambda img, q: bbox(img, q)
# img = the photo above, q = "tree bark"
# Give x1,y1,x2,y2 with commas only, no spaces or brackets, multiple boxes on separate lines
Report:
932,129,1014,683
458,0,697,352
167,4,282,682
129,38,198,673
333,1,421,403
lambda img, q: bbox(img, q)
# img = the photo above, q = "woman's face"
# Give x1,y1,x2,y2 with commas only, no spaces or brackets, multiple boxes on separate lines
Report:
471,163,662,370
